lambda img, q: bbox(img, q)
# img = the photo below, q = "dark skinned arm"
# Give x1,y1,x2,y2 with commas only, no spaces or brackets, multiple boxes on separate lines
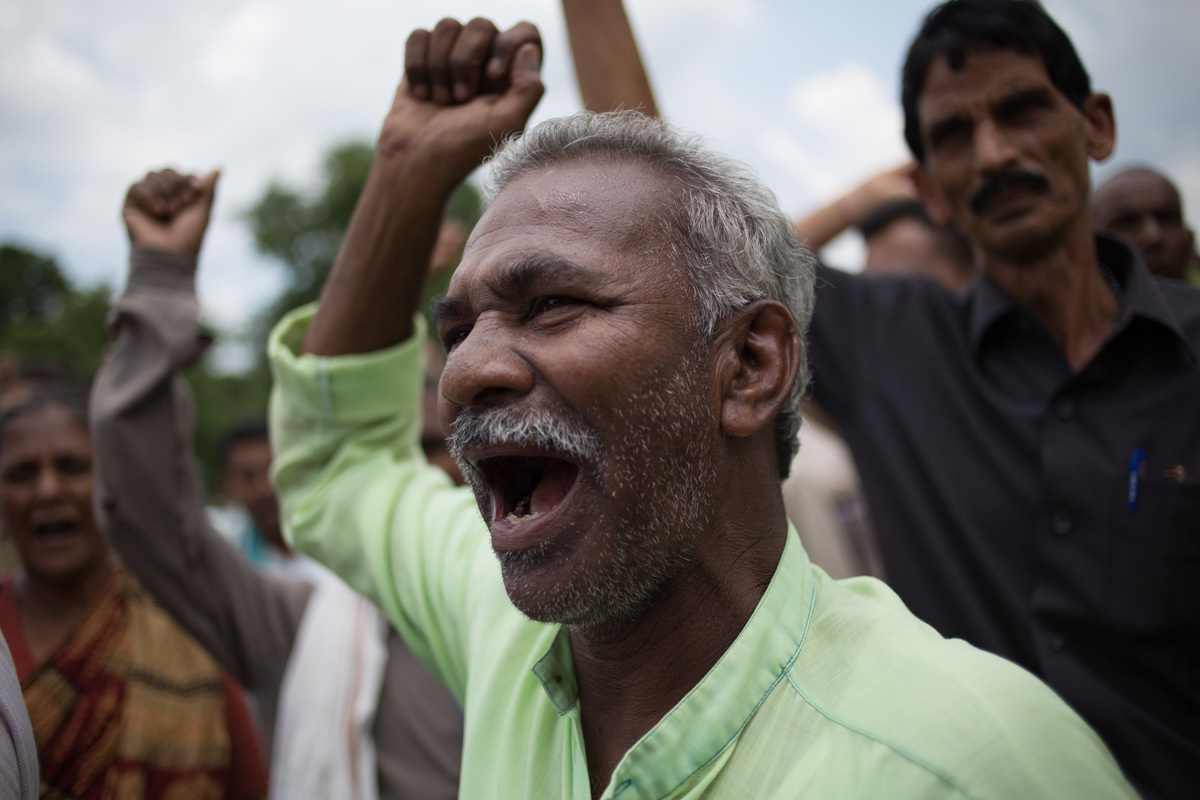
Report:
301,18,544,357
792,163,918,250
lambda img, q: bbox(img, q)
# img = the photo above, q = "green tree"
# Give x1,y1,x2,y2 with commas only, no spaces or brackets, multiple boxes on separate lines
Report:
243,140,482,340
0,245,110,382
185,365,273,495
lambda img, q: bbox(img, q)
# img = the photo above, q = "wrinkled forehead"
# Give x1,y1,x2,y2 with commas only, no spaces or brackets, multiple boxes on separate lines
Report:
451,158,683,290
918,47,1055,114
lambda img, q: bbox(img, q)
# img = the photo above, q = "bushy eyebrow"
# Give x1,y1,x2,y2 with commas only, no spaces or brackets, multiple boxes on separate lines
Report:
992,87,1056,118
430,294,466,330
430,254,597,330
926,86,1059,149
493,254,594,297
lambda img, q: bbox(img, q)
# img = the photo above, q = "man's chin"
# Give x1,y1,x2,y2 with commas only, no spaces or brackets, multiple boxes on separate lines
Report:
497,555,618,629
976,219,1069,264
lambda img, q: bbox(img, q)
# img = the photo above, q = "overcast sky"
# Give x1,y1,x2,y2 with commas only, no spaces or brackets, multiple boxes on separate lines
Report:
3,0,1197,369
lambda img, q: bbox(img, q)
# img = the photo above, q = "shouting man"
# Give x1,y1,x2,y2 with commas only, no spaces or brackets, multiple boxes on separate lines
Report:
268,17,1133,799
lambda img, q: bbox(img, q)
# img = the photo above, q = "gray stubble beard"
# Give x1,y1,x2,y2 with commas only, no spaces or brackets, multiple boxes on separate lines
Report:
445,346,719,634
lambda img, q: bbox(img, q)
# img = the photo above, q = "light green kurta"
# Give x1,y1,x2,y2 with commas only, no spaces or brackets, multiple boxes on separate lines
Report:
269,305,1135,799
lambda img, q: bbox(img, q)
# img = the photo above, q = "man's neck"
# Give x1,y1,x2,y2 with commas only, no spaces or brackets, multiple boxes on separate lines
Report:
982,222,1120,372
569,489,788,798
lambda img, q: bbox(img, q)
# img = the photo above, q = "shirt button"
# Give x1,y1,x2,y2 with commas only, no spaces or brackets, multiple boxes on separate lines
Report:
1047,632,1066,651
1054,398,1075,419
1051,510,1072,536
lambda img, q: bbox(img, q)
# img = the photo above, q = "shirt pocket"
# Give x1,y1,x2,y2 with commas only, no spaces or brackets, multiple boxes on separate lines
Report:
1108,477,1200,636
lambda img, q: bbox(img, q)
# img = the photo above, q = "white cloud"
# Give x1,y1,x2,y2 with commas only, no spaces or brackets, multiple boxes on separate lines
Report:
760,61,908,203
1,0,1197,343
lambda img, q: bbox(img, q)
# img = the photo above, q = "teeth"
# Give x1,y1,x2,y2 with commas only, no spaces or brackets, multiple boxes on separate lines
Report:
505,495,541,524
504,511,542,524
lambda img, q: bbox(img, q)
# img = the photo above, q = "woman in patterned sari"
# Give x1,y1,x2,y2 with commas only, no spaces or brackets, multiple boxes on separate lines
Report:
0,379,267,799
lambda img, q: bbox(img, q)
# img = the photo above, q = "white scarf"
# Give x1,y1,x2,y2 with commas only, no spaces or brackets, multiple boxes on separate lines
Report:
271,577,388,800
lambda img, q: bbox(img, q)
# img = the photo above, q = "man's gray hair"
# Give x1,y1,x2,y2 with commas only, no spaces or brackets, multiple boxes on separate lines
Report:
483,111,816,479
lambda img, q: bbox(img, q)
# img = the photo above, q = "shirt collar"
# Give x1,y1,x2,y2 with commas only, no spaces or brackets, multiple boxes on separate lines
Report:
967,234,1197,363
532,528,817,798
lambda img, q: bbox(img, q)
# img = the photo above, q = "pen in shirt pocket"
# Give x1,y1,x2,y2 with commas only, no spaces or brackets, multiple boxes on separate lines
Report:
1128,449,1146,512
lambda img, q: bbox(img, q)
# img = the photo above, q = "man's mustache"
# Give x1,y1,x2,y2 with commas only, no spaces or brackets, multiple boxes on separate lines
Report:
970,169,1051,213
447,404,604,481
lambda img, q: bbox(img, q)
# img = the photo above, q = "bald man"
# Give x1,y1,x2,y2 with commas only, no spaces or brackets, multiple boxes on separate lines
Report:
1093,167,1198,282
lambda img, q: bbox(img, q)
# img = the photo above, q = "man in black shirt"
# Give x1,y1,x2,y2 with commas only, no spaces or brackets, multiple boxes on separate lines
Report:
808,2,1199,797
557,0,1198,794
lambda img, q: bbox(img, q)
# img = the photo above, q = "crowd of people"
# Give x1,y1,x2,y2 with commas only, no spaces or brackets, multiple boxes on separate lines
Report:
1,0,1196,797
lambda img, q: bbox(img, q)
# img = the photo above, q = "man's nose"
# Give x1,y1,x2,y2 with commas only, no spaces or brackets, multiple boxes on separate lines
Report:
439,319,534,410
974,119,1018,174
1133,214,1164,248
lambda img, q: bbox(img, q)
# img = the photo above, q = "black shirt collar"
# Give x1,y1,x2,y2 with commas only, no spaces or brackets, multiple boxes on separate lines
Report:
967,234,1197,364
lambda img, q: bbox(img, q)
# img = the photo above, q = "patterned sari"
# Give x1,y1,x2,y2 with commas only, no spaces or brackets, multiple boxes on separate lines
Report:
1,567,265,799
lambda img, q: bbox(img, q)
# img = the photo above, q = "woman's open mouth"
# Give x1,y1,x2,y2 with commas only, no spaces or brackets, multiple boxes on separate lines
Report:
32,519,81,546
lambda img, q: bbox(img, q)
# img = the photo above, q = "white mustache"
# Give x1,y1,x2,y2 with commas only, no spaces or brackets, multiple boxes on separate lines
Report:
448,406,603,473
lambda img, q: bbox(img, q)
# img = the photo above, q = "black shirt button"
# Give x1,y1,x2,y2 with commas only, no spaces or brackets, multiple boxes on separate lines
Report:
1047,632,1066,651
1054,398,1075,419
1052,510,1072,536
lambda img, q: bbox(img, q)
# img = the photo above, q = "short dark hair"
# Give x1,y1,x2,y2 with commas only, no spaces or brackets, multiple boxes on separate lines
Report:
901,0,1092,162
218,420,269,472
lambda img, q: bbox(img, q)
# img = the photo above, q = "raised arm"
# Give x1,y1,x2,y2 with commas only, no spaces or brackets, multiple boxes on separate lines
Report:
270,19,544,694
561,0,659,116
303,18,544,357
91,168,312,704
793,163,918,251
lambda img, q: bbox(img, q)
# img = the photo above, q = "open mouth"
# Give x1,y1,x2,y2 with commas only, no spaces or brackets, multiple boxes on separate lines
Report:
33,519,79,542
474,455,580,528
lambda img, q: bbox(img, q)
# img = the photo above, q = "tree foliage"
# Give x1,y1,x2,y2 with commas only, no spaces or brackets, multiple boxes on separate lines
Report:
0,139,481,500
243,140,482,339
0,245,110,382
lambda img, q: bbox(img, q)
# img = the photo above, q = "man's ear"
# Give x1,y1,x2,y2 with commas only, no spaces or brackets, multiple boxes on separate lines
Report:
715,299,800,438
913,165,952,225
1082,92,1116,163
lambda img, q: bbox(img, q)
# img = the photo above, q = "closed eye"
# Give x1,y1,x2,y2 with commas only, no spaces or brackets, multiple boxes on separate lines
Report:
442,326,472,352
1,462,36,484
538,296,580,313
526,295,590,323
